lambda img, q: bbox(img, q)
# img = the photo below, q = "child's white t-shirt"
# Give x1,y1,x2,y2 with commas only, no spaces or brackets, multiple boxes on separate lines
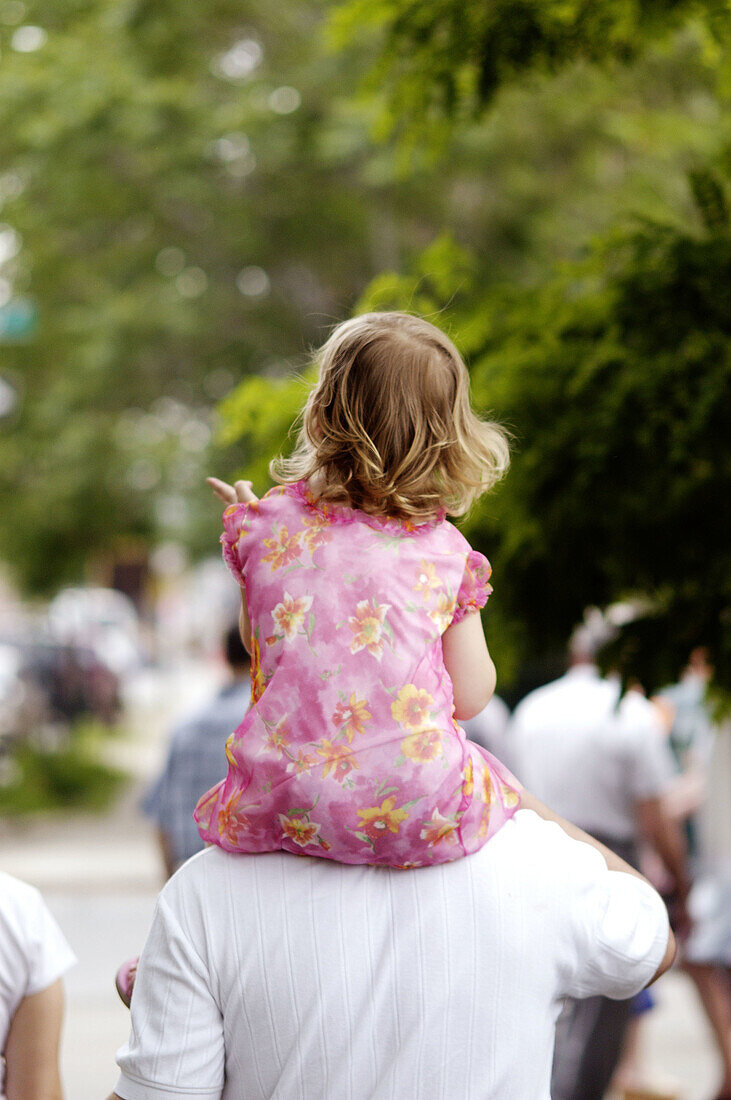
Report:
0,871,77,1097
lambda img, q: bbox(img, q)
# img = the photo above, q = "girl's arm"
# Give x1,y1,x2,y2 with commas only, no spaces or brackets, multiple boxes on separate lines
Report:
208,477,257,653
442,612,496,720
5,980,65,1100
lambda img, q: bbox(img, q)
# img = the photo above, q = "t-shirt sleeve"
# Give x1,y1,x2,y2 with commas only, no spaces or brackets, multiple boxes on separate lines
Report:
561,837,670,1001
452,548,493,624
0,876,77,1001
25,893,77,996
115,894,225,1100
220,500,261,586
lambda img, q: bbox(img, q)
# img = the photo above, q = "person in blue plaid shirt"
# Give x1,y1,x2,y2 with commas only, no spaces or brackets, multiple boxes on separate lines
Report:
143,626,251,877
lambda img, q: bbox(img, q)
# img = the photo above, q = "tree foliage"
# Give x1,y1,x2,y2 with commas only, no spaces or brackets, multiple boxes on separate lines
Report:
359,174,731,691
0,0,383,590
329,0,729,148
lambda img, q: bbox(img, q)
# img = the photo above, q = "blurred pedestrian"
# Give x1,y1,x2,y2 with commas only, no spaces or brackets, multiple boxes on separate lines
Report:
510,618,690,1100
656,646,715,859
108,802,675,1100
142,624,251,878
658,648,731,1100
683,864,731,1100
0,870,76,1100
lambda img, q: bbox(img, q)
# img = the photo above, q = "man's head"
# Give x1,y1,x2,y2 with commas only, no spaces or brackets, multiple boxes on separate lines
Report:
568,609,617,667
224,624,250,676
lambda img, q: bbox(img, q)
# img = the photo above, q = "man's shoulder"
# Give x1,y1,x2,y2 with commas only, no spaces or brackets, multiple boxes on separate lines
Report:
483,809,607,888
511,675,570,723
617,690,666,739
163,814,604,917
513,670,617,723
163,847,288,901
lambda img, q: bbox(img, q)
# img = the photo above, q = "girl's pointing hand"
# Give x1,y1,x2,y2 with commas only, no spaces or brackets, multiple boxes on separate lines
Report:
207,477,259,505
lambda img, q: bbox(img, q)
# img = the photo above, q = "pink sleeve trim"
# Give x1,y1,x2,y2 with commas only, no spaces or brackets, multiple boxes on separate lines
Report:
220,501,259,586
452,548,493,624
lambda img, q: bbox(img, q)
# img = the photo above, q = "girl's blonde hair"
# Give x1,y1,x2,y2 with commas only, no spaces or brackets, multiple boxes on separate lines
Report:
271,311,509,521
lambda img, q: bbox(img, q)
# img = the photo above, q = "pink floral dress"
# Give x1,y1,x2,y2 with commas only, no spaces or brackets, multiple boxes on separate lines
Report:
194,481,521,866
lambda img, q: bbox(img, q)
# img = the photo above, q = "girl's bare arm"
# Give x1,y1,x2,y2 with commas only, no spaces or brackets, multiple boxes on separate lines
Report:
5,980,65,1100
208,477,257,653
442,612,496,720
238,589,252,654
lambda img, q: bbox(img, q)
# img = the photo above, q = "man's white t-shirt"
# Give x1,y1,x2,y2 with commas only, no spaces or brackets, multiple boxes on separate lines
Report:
510,666,676,840
0,872,77,1099
115,810,669,1100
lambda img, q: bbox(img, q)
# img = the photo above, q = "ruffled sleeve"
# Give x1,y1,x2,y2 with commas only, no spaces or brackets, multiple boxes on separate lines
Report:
452,548,493,624
220,501,260,586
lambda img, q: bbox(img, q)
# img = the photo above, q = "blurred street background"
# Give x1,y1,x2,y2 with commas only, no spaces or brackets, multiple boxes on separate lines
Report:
0,1,729,1098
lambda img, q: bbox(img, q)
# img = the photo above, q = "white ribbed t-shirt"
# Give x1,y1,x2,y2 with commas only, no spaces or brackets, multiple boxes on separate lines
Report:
115,809,669,1100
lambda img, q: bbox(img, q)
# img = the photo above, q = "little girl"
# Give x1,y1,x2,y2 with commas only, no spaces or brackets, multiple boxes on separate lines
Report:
195,311,522,867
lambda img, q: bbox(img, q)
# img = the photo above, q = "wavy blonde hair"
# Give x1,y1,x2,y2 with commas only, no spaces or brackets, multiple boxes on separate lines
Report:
271,311,509,521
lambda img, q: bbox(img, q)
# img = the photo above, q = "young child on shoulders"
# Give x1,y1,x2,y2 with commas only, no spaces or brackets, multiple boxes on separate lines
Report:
196,311,522,867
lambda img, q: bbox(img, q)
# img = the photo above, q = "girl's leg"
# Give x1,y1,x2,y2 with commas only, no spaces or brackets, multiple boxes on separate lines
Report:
115,957,139,1009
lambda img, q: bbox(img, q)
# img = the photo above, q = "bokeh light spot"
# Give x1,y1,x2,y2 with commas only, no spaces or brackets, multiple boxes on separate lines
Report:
268,86,301,114
175,267,208,298
11,24,47,51
211,38,262,82
236,266,270,297
155,247,186,277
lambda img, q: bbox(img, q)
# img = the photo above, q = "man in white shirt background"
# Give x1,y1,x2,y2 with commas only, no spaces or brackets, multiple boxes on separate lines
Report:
510,617,689,1100
107,795,674,1100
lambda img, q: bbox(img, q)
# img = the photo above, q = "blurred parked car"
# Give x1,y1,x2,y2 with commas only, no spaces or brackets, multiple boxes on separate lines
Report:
0,635,122,745
0,642,24,739
47,587,144,675
20,640,121,725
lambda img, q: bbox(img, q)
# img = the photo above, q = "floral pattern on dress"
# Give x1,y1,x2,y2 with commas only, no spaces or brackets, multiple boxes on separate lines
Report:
391,684,435,732
332,693,372,741
429,593,458,633
271,593,313,641
420,807,459,848
347,598,391,660
195,480,521,866
262,525,302,572
401,729,442,763
279,812,330,851
356,796,410,842
413,560,443,597
316,740,359,783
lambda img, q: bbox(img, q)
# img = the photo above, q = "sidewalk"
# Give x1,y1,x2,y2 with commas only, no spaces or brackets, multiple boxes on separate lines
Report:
0,660,725,1099
0,659,223,1098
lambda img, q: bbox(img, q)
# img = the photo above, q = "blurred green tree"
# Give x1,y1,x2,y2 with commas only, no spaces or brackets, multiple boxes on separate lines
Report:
0,0,728,684
357,172,731,693
0,0,386,591
329,0,729,149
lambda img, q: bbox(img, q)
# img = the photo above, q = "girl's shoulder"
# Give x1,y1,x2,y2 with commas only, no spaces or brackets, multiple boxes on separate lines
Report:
288,479,452,540
428,516,476,555
222,484,299,528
